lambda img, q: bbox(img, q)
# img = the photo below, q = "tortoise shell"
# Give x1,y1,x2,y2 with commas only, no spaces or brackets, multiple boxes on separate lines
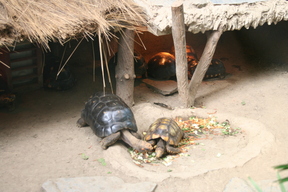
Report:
108,51,147,78
43,53,76,91
80,92,137,138
189,59,226,80
171,45,199,68
147,52,176,80
144,118,183,146
0,72,16,111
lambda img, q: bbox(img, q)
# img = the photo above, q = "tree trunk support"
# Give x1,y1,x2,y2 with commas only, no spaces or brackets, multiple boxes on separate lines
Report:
115,29,135,107
171,3,189,107
188,30,223,106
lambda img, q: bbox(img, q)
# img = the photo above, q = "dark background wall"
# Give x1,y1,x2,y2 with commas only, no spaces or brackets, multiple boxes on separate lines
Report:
48,20,288,72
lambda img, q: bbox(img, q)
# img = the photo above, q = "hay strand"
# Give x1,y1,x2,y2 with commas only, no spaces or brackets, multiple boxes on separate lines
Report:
0,0,147,47
102,41,114,94
91,40,96,82
98,31,106,94
56,37,83,77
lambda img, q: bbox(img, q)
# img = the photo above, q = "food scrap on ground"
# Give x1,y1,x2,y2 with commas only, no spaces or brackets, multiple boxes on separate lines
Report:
129,115,242,166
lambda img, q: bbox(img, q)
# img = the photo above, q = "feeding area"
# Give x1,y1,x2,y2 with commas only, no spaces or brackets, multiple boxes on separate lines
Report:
129,115,242,166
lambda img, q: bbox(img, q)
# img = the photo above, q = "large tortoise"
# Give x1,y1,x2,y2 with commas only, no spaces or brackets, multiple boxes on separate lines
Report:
189,59,226,80
171,45,199,68
144,117,184,158
108,51,147,79
77,92,153,152
147,52,176,80
43,53,76,91
171,45,226,80
0,72,16,111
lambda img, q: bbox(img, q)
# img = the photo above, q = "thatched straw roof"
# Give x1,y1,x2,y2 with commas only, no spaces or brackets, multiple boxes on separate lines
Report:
1,0,288,48
137,0,288,35
0,0,146,48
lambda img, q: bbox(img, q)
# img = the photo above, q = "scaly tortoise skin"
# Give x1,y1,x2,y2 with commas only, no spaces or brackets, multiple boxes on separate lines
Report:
77,92,152,152
144,118,184,158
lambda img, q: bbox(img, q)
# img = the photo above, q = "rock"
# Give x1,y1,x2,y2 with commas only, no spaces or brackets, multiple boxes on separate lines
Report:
42,176,157,192
223,177,288,192
142,79,178,96
223,177,253,192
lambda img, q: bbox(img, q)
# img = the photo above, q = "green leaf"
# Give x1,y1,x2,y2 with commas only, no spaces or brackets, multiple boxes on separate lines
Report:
274,164,288,171
277,172,287,192
167,169,172,172
81,153,89,160
248,177,263,192
278,177,288,184
97,158,107,166
107,171,112,174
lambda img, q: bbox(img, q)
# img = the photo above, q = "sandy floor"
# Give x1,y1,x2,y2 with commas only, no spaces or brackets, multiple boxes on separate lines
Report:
1,39,288,191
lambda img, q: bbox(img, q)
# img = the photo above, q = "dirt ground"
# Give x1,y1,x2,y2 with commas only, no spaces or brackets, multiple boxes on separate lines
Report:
1,30,288,192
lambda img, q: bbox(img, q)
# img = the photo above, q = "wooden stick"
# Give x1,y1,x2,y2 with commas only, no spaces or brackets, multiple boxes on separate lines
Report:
188,30,223,106
171,3,189,107
115,29,135,107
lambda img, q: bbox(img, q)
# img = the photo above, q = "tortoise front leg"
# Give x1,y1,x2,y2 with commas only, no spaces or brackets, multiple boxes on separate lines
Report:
76,118,88,127
155,139,166,158
146,139,157,147
100,132,121,150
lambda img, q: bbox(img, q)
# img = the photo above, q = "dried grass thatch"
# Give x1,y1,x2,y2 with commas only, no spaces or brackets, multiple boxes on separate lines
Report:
0,0,147,48
2,0,288,49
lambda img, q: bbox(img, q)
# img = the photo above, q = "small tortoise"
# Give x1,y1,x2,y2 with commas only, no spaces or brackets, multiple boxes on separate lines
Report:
77,92,153,152
144,118,184,158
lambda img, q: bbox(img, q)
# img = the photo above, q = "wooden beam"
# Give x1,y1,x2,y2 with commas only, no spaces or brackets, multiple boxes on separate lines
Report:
188,30,223,106
115,29,135,107
171,3,189,107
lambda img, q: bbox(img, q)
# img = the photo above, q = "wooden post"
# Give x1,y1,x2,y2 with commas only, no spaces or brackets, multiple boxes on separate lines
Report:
115,29,135,107
188,30,223,106
171,3,189,107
